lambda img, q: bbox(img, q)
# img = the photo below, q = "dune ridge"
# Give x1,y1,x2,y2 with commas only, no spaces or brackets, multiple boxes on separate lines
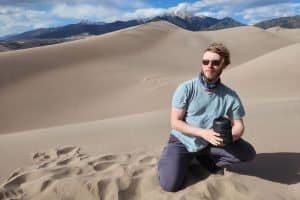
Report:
267,27,300,42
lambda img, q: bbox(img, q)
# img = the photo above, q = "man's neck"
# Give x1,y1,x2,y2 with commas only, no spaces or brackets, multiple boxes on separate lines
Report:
199,73,221,91
204,77,219,84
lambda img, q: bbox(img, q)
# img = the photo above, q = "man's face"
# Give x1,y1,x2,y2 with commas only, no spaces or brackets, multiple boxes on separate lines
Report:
201,51,224,82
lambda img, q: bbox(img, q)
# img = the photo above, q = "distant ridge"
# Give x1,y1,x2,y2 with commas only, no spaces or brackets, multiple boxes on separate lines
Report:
2,15,299,51
0,15,243,51
254,15,300,29
149,15,244,31
206,17,245,30
3,20,143,41
3,14,243,42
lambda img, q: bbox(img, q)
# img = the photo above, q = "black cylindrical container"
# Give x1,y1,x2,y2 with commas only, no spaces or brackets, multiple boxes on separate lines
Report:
213,117,233,145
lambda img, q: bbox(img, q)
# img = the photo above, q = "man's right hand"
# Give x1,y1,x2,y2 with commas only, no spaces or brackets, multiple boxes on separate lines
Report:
171,108,224,147
202,130,224,147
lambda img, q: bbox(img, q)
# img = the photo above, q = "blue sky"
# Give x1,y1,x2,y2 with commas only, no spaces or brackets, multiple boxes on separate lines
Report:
0,0,299,36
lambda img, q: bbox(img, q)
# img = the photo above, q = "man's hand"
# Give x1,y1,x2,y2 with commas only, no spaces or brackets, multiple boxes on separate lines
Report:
202,130,224,147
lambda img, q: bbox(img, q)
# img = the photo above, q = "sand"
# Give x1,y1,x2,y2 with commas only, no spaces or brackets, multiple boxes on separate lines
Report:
0,21,299,199
267,26,300,43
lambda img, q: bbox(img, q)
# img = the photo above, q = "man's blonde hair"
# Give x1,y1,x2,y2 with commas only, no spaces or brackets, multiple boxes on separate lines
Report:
205,43,231,68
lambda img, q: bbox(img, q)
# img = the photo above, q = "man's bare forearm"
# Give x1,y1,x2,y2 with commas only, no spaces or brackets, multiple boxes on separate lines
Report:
171,119,206,138
231,121,244,141
171,119,224,146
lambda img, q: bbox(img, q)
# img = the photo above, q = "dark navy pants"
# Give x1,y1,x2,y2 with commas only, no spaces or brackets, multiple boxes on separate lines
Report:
158,134,256,192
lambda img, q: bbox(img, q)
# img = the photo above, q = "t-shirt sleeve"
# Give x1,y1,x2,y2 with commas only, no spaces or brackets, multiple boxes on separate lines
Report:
172,82,190,109
228,92,245,120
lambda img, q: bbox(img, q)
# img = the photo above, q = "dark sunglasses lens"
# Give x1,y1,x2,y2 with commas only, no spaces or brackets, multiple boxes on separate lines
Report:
202,60,209,65
202,59,221,66
212,60,221,66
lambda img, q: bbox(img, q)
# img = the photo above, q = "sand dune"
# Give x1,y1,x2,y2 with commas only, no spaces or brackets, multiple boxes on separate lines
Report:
0,22,296,134
223,43,300,100
199,26,295,65
267,27,300,42
0,45,10,52
0,109,170,183
0,21,300,199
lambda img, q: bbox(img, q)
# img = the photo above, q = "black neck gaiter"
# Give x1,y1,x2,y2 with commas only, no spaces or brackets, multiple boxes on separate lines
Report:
199,73,221,91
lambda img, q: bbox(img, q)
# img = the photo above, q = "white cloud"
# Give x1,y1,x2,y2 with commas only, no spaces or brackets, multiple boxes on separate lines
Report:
240,3,300,24
195,10,230,19
50,1,151,22
122,8,166,20
51,4,122,22
0,6,54,36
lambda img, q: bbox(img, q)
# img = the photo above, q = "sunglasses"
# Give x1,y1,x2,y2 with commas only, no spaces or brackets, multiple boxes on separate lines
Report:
202,59,222,66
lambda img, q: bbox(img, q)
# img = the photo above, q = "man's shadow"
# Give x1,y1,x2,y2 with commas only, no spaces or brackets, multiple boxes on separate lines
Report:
228,152,300,184
185,152,300,187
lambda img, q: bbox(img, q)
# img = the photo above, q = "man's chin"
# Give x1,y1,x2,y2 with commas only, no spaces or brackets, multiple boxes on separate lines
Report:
203,74,216,82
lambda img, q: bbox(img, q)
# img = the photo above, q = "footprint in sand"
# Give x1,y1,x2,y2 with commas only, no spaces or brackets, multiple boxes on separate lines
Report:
33,146,88,169
1,148,160,200
33,146,84,162
131,166,153,177
0,188,23,200
142,75,169,89
87,154,131,168
3,170,45,189
137,155,157,166
93,162,120,171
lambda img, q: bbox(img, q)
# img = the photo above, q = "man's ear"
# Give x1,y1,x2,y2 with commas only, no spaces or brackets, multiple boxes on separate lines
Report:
221,59,228,69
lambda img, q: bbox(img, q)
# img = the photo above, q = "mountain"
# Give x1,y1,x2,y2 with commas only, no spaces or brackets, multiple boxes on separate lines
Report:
150,15,219,30
4,15,244,41
206,17,245,30
0,14,244,51
254,15,300,29
5,20,143,41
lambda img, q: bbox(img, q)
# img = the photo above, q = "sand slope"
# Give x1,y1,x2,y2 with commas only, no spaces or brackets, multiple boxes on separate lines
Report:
267,27,300,43
0,22,296,134
199,26,295,65
0,45,10,52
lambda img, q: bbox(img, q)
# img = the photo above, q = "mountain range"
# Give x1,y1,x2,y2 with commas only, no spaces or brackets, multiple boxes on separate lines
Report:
2,14,244,41
254,15,300,29
1,15,299,51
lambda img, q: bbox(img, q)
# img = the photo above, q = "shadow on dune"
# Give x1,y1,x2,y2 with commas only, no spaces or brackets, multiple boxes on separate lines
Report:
229,152,300,184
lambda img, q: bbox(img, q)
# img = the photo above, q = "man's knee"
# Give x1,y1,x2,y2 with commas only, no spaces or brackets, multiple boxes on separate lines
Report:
158,160,185,192
159,174,183,192
241,142,256,162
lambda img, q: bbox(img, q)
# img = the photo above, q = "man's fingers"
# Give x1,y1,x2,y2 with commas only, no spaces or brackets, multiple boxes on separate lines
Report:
215,137,223,142
213,132,221,137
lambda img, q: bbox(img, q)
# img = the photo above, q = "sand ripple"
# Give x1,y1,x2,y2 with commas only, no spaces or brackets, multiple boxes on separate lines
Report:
0,146,298,200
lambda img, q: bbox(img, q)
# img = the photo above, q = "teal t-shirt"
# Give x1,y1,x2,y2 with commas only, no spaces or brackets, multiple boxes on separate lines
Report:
171,77,245,152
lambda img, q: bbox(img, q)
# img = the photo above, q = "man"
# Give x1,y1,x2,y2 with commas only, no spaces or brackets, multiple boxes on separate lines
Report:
158,43,256,192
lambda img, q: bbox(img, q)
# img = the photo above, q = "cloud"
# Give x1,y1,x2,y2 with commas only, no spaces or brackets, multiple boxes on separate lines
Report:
240,2,300,24
0,6,55,36
51,4,122,22
50,1,151,22
0,1,150,36
195,10,230,19
122,8,166,20
0,0,149,9
190,0,290,10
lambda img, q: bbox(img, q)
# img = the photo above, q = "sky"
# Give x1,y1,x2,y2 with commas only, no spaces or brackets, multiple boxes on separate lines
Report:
0,0,300,37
